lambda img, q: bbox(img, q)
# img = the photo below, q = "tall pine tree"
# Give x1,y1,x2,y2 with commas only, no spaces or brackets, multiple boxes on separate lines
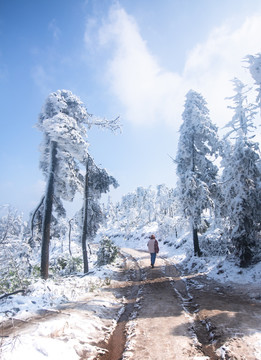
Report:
37,90,89,279
175,90,219,256
37,90,120,278
81,155,118,273
221,78,261,267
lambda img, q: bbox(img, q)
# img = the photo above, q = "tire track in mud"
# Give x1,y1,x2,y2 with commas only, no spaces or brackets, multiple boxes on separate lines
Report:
96,251,145,360
184,275,261,360
163,258,261,360
162,257,221,359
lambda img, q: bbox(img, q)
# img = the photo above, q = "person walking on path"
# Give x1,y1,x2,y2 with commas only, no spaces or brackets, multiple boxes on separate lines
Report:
147,234,159,268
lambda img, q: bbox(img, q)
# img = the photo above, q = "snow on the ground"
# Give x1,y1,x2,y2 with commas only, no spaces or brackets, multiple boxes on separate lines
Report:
1,288,122,360
101,221,261,287
1,221,261,359
0,266,115,323
0,254,124,360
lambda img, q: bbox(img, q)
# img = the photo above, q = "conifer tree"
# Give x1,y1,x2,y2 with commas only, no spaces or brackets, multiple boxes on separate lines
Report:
81,155,118,273
175,90,219,256
221,78,261,267
246,53,261,111
37,90,89,279
37,90,120,279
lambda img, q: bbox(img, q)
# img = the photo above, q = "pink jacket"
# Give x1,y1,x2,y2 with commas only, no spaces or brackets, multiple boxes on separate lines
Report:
147,239,156,253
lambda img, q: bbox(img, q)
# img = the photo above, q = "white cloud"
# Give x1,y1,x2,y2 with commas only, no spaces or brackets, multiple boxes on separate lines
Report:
85,5,261,131
95,6,183,129
184,16,261,129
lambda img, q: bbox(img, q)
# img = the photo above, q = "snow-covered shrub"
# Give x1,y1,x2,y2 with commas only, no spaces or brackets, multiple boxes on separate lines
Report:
96,236,118,266
0,247,32,293
0,206,32,293
199,228,232,256
50,255,83,275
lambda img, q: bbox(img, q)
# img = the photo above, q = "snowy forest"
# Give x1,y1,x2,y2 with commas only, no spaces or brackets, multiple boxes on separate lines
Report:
1,52,261,300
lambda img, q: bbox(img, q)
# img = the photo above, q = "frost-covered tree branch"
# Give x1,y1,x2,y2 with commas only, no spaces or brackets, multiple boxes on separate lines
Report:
86,114,122,133
245,53,261,112
224,78,257,139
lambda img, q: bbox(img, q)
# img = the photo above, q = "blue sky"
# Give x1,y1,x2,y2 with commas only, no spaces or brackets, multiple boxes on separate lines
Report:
1,0,261,218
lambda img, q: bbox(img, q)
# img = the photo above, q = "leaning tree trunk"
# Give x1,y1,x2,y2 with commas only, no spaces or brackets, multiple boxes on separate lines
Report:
193,226,201,257
30,195,45,242
41,140,57,279
81,156,90,274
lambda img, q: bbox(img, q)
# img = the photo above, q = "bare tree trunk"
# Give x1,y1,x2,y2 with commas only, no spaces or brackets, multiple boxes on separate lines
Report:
68,219,73,257
191,135,202,257
41,141,57,279
81,156,90,273
193,226,201,257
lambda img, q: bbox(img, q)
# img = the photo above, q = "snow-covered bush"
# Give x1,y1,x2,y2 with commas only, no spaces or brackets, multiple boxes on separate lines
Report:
0,206,32,293
199,228,232,256
50,255,83,275
96,236,118,266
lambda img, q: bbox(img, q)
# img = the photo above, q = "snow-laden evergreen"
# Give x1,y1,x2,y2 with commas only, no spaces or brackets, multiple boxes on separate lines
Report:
221,78,261,267
37,90,89,202
175,90,219,256
225,78,257,138
36,90,120,279
246,53,261,111
37,90,91,279
221,139,261,266
80,155,118,273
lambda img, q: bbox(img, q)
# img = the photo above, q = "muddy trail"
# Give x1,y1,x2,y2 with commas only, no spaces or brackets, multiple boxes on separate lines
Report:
97,248,261,360
1,248,261,359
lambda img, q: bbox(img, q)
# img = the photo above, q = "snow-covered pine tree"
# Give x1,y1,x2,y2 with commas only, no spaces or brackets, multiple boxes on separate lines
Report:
175,90,219,256
156,184,172,219
81,155,118,273
225,78,257,137
37,90,89,279
221,78,261,267
245,53,261,112
37,90,120,279
136,186,156,223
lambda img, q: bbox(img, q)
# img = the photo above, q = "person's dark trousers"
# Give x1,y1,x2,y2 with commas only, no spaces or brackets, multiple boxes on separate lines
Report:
150,253,156,267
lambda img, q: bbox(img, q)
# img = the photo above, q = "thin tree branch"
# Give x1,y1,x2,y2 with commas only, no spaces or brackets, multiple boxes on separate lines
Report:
0,289,25,300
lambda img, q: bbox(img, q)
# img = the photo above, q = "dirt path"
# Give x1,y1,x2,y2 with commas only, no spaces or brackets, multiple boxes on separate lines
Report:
98,248,261,360
1,248,261,359
118,249,202,359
